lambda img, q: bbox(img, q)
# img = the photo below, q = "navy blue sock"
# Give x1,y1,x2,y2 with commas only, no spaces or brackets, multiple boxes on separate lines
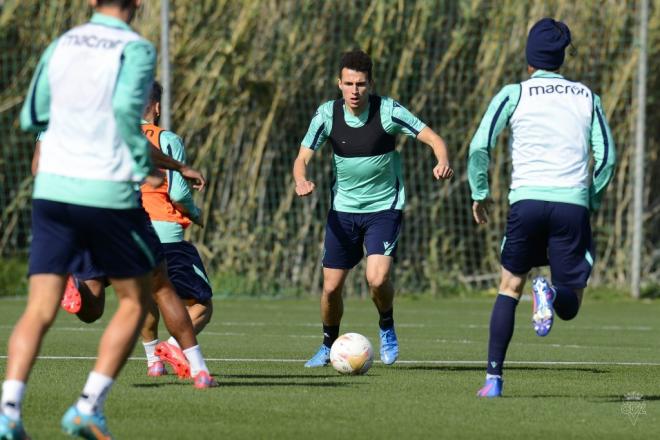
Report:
378,308,394,330
553,286,580,320
322,325,339,348
486,294,519,376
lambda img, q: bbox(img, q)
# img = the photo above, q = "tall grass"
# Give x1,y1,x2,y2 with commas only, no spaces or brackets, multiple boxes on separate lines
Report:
0,0,657,295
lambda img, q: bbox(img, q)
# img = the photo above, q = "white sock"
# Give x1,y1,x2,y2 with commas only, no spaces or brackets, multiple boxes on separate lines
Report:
183,345,208,376
167,336,181,349
486,374,502,380
143,339,160,365
75,372,114,415
1,380,26,420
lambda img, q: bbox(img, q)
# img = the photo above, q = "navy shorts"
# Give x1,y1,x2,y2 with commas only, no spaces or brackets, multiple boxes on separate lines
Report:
162,241,213,302
500,200,594,289
29,199,163,279
323,209,402,269
70,249,107,281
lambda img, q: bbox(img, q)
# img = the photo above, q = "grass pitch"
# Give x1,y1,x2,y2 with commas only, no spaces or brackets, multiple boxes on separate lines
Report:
0,295,659,439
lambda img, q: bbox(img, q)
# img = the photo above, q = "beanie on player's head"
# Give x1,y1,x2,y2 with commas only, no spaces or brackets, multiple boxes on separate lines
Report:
526,18,572,70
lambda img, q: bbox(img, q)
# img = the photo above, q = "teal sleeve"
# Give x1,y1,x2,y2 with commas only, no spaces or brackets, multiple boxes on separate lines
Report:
162,132,200,221
300,101,333,150
589,94,616,211
382,98,426,137
112,39,157,179
467,84,521,201
20,40,58,132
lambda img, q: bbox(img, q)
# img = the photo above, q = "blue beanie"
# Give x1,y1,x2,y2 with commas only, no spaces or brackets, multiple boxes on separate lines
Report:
526,18,571,70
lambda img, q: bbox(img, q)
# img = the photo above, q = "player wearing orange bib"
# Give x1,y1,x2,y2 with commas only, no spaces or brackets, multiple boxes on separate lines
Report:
138,82,214,378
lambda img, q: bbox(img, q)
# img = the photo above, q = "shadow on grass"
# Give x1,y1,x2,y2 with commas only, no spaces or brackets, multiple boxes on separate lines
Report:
132,380,355,388
492,393,660,400
397,365,609,374
595,395,660,403
221,374,338,379
218,381,356,387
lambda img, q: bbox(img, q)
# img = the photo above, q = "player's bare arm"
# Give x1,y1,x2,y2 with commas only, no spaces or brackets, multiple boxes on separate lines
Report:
31,141,41,176
293,146,315,197
416,127,453,180
150,146,206,191
173,201,204,227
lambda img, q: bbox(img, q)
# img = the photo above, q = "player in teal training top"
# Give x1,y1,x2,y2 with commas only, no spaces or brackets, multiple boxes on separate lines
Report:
0,1,161,438
293,50,453,368
469,18,616,398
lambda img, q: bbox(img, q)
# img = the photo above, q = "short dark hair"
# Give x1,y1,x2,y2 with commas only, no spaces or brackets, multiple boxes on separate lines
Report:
96,0,135,9
339,50,373,82
149,80,163,105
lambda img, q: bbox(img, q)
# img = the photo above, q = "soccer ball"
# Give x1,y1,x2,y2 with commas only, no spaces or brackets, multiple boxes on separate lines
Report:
330,333,374,375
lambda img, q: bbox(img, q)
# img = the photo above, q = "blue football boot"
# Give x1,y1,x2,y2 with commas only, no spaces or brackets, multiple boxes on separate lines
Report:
531,276,555,337
0,413,29,440
304,344,331,368
476,377,503,398
379,327,399,365
61,406,112,439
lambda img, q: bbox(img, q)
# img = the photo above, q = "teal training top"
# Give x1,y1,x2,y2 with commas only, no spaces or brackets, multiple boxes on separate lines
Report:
467,71,616,210
301,96,425,213
20,13,156,209
148,125,201,243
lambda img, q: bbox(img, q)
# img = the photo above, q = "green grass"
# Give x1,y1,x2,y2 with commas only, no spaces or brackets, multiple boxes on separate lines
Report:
1,296,659,439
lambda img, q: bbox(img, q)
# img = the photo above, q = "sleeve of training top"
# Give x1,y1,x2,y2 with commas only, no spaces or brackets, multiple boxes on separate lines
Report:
382,98,426,137
589,94,616,212
162,132,201,221
112,39,157,179
20,40,58,132
300,101,333,151
467,84,520,201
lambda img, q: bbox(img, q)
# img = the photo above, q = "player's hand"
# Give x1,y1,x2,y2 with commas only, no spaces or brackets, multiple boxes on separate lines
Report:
472,199,491,225
145,169,164,188
295,180,316,197
433,162,453,180
180,165,206,191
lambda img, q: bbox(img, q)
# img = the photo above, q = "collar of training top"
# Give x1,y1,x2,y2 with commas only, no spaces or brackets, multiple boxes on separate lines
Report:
90,12,132,32
531,70,564,79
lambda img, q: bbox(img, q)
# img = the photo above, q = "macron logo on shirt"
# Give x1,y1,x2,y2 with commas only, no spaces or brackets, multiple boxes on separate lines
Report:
529,83,591,99
62,34,122,50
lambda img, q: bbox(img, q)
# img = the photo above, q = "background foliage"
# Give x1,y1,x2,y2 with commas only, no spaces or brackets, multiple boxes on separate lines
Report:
0,0,658,296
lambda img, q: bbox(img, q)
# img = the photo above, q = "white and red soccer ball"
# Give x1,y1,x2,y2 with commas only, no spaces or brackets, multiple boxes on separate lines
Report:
330,333,374,375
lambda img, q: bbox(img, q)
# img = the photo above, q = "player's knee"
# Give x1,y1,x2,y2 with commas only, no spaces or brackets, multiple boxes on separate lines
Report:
553,286,582,321
555,306,579,321
202,301,213,322
366,271,389,291
27,305,59,328
322,283,343,297
77,289,106,323
498,269,526,297
77,306,104,324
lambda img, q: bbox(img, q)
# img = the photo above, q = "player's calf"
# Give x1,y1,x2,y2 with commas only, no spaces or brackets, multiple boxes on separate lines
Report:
185,299,213,334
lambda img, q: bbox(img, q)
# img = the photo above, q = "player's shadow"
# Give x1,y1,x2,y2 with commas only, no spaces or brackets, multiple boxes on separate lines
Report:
221,373,341,379
132,373,359,388
132,381,355,388
218,381,356,388
132,382,190,388
596,394,660,403
397,365,608,374
514,394,660,400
